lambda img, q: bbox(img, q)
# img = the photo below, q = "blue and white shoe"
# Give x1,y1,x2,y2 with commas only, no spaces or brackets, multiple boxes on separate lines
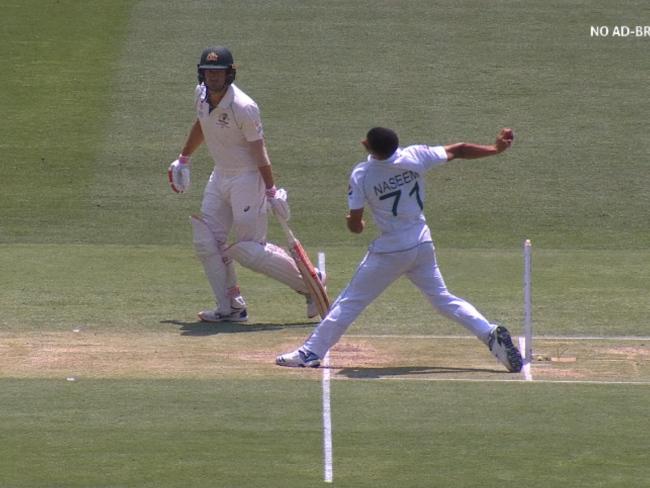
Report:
276,348,321,368
488,325,523,373
198,306,248,323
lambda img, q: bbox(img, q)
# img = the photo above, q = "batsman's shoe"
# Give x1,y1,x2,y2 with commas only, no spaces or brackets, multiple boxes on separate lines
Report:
488,325,523,373
198,306,248,323
231,295,247,310
306,268,327,319
276,348,321,368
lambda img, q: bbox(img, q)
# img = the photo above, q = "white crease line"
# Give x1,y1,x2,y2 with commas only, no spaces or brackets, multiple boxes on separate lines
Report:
318,252,333,484
349,334,650,341
322,351,333,483
332,376,650,386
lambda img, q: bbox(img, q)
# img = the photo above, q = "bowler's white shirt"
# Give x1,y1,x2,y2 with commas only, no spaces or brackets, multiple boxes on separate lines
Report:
195,83,264,176
348,145,448,253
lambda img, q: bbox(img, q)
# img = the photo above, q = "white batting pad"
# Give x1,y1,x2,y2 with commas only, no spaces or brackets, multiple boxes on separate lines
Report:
220,244,239,292
191,215,228,307
224,241,307,293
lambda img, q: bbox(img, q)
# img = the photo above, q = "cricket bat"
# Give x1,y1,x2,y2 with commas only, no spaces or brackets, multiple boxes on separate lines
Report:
274,213,330,319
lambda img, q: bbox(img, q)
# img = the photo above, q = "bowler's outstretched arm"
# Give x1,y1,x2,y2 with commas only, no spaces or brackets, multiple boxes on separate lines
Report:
444,128,514,161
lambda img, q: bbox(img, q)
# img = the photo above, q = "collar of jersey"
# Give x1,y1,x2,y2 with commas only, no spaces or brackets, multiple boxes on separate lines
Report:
367,148,402,164
207,84,235,112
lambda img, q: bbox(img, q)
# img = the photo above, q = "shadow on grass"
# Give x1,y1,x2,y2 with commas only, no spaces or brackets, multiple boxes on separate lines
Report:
336,365,506,378
160,320,314,336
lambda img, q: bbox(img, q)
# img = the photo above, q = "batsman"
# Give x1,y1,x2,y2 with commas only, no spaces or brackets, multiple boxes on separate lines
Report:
168,46,327,322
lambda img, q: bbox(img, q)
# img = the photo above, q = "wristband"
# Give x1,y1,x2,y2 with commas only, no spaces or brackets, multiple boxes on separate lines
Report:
178,154,191,165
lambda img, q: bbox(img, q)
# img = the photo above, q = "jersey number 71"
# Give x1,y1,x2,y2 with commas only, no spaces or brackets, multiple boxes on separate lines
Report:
379,181,423,216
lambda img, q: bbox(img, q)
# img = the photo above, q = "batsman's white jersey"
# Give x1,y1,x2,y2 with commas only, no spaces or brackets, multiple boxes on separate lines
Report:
195,83,264,176
195,82,268,244
303,145,495,358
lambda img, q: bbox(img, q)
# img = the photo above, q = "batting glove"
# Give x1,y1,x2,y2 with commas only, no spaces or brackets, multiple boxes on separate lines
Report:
268,187,290,221
168,155,191,193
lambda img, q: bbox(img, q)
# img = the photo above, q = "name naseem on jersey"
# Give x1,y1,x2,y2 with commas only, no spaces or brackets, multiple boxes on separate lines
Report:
373,170,420,196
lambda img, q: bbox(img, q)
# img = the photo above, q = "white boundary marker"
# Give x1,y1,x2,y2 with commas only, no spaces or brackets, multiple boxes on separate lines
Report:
318,252,334,483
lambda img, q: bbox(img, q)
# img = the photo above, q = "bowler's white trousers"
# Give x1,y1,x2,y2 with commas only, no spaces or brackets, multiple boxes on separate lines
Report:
303,242,494,358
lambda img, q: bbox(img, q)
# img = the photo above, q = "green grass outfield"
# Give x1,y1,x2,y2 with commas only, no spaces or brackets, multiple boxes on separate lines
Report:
1,1,649,487
2,379,649,488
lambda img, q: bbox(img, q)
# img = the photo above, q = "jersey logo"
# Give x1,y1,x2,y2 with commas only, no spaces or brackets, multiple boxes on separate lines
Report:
217,112,230,127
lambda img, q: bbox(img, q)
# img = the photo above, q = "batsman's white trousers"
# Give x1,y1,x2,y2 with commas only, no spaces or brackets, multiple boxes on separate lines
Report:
195,169,267,309
303,242,495,358
201,168,268,244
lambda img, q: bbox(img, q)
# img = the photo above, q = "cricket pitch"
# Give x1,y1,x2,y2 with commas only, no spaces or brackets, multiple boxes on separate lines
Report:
1,327,648,384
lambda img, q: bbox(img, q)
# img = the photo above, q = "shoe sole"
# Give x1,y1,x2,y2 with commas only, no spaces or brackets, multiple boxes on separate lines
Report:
494,326,523,372
197,312,248,323
276,359,320,368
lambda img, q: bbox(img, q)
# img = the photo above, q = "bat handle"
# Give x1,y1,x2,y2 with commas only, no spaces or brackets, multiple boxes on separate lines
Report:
274,210,296,241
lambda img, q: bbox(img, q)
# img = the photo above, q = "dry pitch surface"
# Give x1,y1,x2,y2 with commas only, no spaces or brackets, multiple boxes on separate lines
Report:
2,326,648,385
